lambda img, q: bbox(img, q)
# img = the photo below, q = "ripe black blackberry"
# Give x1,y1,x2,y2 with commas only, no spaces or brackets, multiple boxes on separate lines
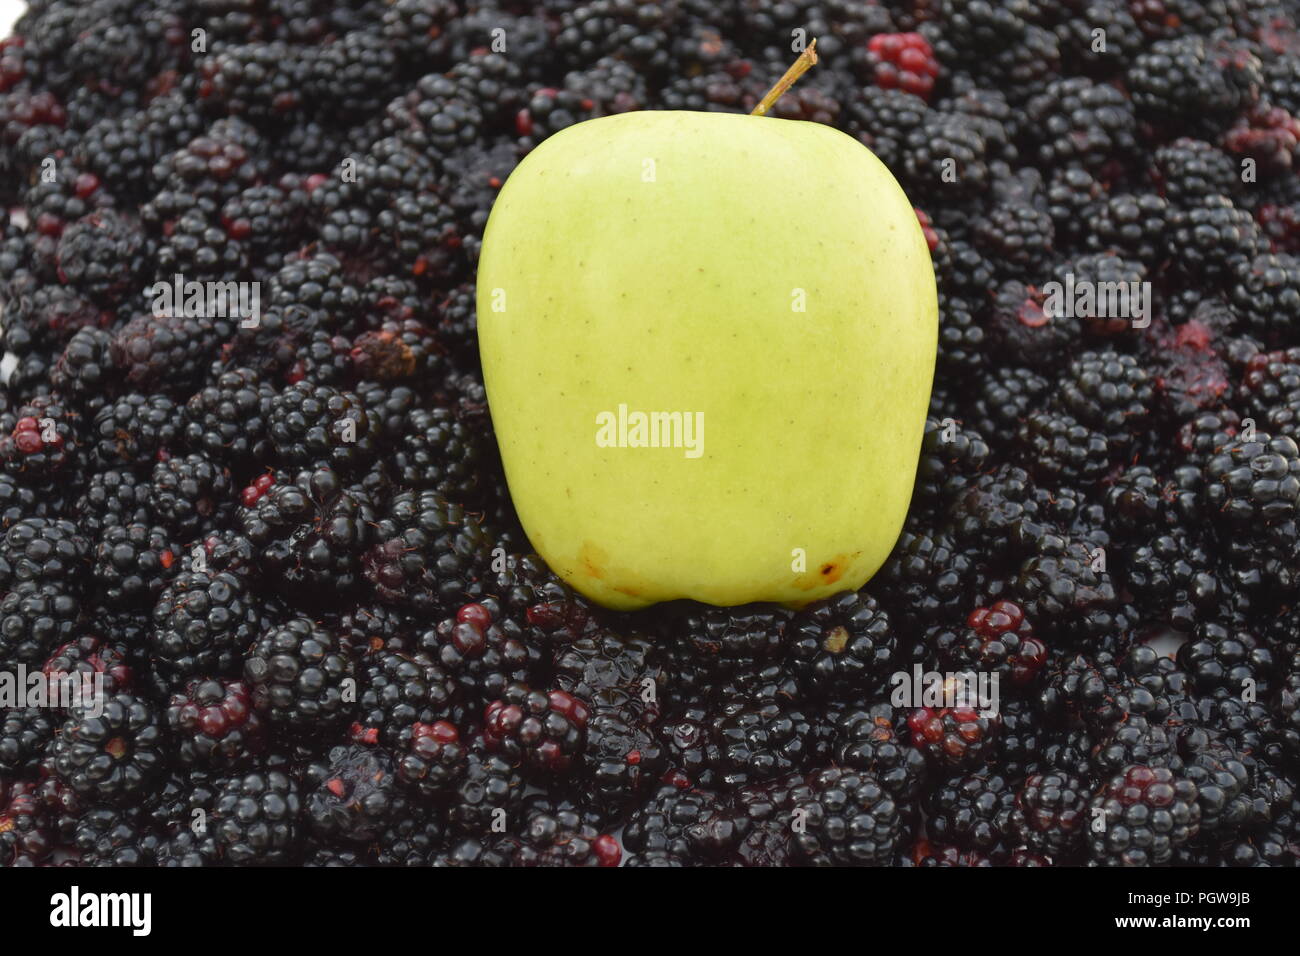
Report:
52,326,115,402
925,770,1018,863
239,466,376,596
1016,407,1112,483
111,312,226,394
155,207,251,281
165,677,264,769
266,250,364,330
1175,726,1255,834
51,693,165,805
1086,191,1167,267
304,744,407,844
878,527,984,631
1023,77,1137,171
500,799,622,867
787,590,896,698
621,782,739,866
1153,137,1242,205
935,599,1048,688
1045,166,1104,248
1177,622,1275,695
42,634,135,702
448,747,526,837
1060,348,1154,444
554,0,677,77
244,617,356,739
915,414,992,515
149,453,233,539
1089,764,1202,866
836,705,929,804
383,71,483,157
148,118,268,216
75,467,152,536
975,201,1055,273
309,30,402,121
903,113,991,196
1231,253,1300,345
518,57,648,143
72,805,159,867
0,706,55,774
212,768,302,865
1092,714,1179,778
1011,772,1089,861
483,682,591,776
148,569,262,688
92,522,179,608
379,190,465,284
54,210,147,307
967,365,1050,444
0,516,90,591
1126,35,1262,121
1123,526,1220,629
482,552,596,647
89,393,180,471
183,365,275,471
1013,545,1120,641
1167,195,1270,285
935,294,988,381
396,721,468,798
1204,432,1300,527
267,381,378,473
351,645,457,749
786,768,901,867
988,279,1081,369
364,489,492,615
665,603,789,684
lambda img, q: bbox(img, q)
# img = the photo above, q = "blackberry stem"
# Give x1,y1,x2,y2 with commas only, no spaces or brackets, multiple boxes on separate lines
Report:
751,39,819,117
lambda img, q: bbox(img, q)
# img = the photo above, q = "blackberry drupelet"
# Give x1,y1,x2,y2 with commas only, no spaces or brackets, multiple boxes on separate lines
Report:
244,617,356,739
51,693,166,805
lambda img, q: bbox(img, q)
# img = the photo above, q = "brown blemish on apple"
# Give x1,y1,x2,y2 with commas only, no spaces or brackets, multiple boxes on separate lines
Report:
578,540,605,580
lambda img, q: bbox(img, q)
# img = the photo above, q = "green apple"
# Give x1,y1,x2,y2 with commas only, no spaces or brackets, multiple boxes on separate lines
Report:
477,109,937,610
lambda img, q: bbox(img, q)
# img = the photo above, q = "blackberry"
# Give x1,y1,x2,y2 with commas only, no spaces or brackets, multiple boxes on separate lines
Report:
1123,526,1220,629
1011,772,1089,861
518,57,648,143
1231,253,1300,344
915,415,992,513
239,466,376,596
581,692,665,812
500,800,621,868
54,210,148,306
1177,622,1275,695
783,768,900,867
1126,35,1262,122
51,693,165,804
1175,726,1255,834
1023,77,1138,171
155,207,251,281
0,395,84,483
351,645,457,749
448,748,526,837
0,707,56,774
350,318,445,385
304,744,406,844
92,522,179,608
148,570,262,688
878,528,983,630
1092,714,1180,777
42,634,134,702
1153,137,1243,205
375,808,448,867
267,381,378,473
148,118,268,216
1060,348,1154,442
165,677,265,769
988,280,1080,369
0,515,89,590
244,617,356,739
183,366,275,471
787,590,896,698
0,781,54,866
976,201,1055,273
935,294,988,380
396,721,468,798
363,490,492,615
1167,194,1269,285
1046,166,1104,247
1089,191,1168,266
1204,432,1300,526
1089,764,1202,866
1013,545,1120,641
72,805,158,867
904,113,991,196
90,393,180,471
212,768,302,865
1017,407,1112,483
551,626,659,702
309,30,402,121
383,71,483,157
907,705,1001,770
835,705,929,804
266,250,363,330
52,326,116,402
149,453,233,539
0,582,82,666
666,604,789,682
936,600,1048,688
111,312,227,394
75,468,153,536
423,607,543,716
380,190,465,283
621,783,739,866
968,366,1051,443
926,771,1018,863
483,683,591,776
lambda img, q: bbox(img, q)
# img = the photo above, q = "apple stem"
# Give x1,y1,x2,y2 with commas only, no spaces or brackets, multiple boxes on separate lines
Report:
750,39,819,117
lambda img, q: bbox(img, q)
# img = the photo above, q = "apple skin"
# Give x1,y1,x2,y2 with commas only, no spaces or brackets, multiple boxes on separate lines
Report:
477,110,937,610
